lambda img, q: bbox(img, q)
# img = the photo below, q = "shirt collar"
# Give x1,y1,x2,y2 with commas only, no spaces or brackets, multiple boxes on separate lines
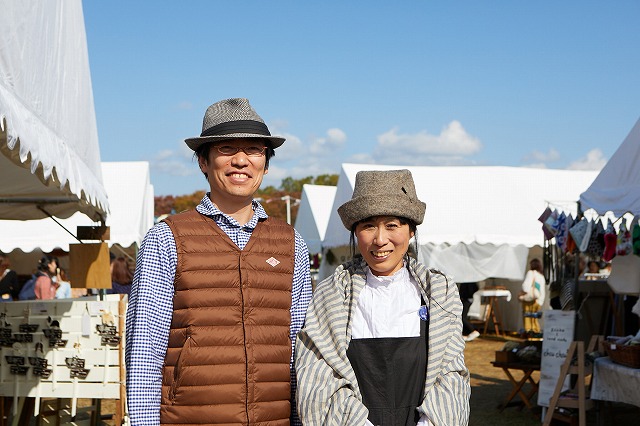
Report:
365,262,408,288
195,193,268,229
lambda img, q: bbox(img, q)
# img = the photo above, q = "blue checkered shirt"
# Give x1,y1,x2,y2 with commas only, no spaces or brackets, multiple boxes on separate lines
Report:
125,195,312,425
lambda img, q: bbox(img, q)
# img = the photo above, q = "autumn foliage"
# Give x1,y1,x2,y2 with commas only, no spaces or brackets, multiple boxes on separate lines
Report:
154,174,338,224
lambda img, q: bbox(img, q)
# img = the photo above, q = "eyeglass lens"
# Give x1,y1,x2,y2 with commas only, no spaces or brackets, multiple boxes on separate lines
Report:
216,145,266,156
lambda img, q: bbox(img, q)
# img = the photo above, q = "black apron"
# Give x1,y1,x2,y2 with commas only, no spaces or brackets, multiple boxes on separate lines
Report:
346,309,428,426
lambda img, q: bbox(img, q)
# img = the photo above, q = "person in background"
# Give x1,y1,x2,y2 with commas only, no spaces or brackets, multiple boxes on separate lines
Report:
0,252,20,302
0,253,19,301
126,98,312,425
518,258,546,333
584,260,602,280
35,255,58,300
108,256,133,295
55,268,72,299
459,282,480,342
296,169,470,426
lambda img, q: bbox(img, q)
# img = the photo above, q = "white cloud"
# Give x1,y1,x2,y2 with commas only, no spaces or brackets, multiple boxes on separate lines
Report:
348,153,375,164
309,128,348,155
261,165,288,187
524,148,561,163
150,141,199,177
522,163,548,169
567,149,607,171
273,132,305,161
177,101,193,110
371,121,481,165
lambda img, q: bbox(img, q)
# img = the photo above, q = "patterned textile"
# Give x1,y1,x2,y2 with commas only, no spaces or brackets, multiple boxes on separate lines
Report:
295,257,470,426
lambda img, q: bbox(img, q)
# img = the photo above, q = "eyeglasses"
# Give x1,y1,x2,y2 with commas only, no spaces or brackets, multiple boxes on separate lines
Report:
214,145,267,156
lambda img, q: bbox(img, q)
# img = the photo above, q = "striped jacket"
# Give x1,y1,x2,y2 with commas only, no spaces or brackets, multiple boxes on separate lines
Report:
295,257,470,425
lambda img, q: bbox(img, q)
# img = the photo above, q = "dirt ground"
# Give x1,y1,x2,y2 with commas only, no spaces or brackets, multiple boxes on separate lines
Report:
13,335,640,425
465,335,639,426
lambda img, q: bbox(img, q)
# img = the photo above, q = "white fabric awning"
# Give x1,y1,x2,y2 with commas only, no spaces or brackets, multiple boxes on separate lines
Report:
325,164,599,249
0,162,154,253
294,184,337,254
0,0,108,221
320,164,598,282
580,117,640,217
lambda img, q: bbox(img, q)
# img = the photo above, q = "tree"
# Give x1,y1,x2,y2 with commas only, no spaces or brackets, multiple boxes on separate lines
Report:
154,174,339,223
281,176,313,193
154,195,175,216
313,174,339,186
174,191,206,213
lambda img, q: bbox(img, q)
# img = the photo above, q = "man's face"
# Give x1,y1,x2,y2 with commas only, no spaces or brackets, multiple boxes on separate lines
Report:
198,138,269,208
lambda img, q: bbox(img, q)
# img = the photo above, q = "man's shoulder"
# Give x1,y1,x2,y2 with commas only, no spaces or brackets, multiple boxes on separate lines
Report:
162,210,200,224
261,216,296,234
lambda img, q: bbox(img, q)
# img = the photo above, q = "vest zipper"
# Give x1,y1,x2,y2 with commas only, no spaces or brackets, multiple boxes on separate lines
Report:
239,261,250,425
169,326,192,404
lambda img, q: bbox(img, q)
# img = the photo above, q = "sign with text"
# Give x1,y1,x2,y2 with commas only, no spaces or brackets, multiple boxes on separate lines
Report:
537,310,575,407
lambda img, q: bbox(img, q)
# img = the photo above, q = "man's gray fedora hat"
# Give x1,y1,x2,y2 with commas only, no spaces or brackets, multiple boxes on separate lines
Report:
337,169,426,230
185,98,285,151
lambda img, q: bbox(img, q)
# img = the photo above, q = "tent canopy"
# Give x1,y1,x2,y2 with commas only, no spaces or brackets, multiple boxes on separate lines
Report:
322,164,598,282
580,117,640,217
294,184,337,254
0,162,154,254
0,0,108,221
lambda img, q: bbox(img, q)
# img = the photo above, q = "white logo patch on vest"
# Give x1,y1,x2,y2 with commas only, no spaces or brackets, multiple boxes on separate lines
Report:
266,257,280,267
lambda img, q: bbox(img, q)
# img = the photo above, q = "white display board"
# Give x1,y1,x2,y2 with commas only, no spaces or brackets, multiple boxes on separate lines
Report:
0,296,125,417
537,310,575,407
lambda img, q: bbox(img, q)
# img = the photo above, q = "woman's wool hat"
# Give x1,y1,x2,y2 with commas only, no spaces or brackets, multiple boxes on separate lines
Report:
185,98,285,151
337,169,426,230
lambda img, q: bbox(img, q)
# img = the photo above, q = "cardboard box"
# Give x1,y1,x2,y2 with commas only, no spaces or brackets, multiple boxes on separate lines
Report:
495,350,518,363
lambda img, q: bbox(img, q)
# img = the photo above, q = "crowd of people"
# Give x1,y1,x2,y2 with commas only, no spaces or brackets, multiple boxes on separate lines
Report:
0,251,133,301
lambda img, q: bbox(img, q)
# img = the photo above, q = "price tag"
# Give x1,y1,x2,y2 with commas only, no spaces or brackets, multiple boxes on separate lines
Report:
81,312,91,337
88,302,105,316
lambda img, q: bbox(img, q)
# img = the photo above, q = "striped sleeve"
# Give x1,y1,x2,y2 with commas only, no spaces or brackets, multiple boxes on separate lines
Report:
418,269,470,425
295,265,369,426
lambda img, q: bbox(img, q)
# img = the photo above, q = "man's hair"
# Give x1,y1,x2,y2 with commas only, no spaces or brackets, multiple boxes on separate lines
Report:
194,140,275,180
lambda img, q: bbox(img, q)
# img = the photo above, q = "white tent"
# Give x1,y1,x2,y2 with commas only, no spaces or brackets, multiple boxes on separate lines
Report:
580,117,640,217
322,164,599,283
0,162,154,274
0,0,108,221
580,116,640,295
294,184,337,254
321,164,599,332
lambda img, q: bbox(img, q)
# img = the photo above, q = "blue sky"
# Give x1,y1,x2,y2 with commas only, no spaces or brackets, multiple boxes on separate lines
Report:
83,1,640,196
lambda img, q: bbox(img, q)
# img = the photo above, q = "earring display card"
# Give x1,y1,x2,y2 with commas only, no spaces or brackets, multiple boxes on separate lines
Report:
0,296,125,400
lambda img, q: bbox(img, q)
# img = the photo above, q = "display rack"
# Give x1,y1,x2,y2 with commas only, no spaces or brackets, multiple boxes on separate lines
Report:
0,296,125,423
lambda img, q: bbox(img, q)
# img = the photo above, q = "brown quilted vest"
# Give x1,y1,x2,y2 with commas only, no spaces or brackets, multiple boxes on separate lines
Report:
161,210,295,425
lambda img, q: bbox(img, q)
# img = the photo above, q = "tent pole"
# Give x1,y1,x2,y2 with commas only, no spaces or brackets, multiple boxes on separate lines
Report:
37,206,83,244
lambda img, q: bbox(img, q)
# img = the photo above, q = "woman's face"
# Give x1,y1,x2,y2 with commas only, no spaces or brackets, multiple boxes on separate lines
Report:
355,216,414,277
47,260,58,275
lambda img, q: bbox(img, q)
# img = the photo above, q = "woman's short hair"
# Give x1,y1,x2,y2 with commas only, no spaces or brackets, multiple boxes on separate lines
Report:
111,257,133,285
530,258,543,273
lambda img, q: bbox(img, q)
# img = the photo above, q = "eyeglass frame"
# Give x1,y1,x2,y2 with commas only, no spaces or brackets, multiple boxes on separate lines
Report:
213,144,268,157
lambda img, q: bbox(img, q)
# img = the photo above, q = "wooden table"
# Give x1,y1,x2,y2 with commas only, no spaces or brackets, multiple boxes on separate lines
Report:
468,288,511,337
492,361,541,412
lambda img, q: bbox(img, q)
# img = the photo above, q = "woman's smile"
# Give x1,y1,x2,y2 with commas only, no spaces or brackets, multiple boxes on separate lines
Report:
356,216,414,276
